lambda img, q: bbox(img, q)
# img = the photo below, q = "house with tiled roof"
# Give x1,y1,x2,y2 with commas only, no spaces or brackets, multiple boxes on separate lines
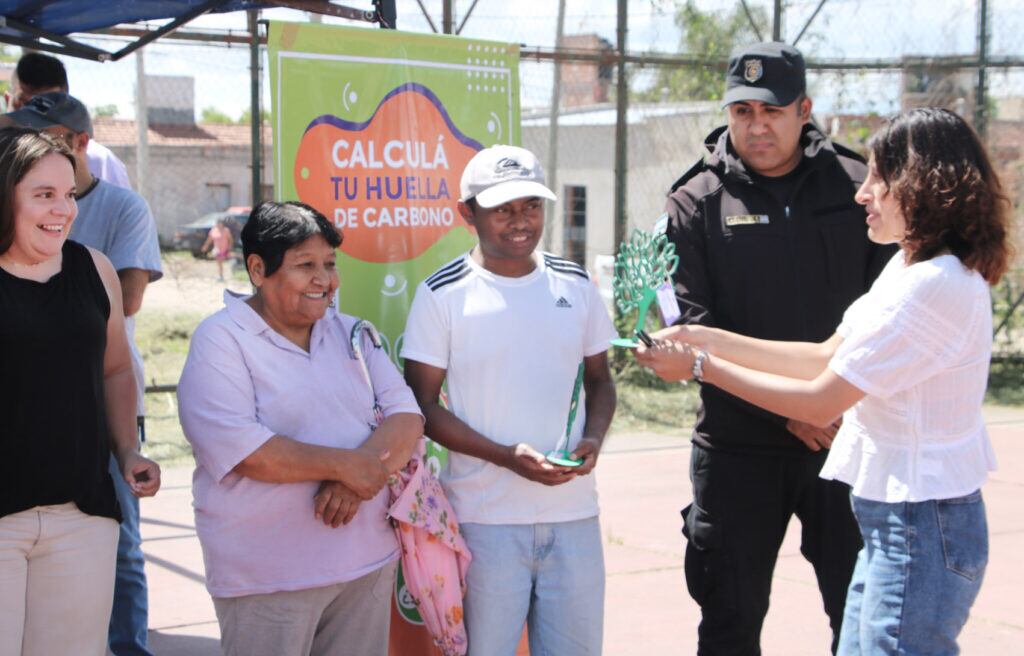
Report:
95,116,273,244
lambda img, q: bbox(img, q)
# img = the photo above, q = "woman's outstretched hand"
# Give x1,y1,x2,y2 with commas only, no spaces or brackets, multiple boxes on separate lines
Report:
635,339,698,382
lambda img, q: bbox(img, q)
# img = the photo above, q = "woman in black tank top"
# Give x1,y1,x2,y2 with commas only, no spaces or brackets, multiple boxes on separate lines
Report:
0,128,161,655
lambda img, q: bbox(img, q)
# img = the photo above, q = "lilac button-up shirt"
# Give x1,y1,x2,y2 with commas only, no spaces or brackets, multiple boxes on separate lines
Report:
178,291,422,598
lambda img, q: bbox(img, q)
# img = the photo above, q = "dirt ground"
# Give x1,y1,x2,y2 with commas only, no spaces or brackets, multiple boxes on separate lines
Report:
144,254,251,316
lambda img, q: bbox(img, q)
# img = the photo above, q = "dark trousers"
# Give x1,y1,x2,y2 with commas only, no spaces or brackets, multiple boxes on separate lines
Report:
682,444,861,656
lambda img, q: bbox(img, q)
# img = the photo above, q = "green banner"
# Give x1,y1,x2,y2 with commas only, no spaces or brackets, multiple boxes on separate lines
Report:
269,22,520,359
268,22,521,649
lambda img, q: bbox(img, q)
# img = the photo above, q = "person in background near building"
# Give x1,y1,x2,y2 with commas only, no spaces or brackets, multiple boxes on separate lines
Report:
5,52,132,190
638,106,1011,656
402,145,617,656
648,42,896,655
202,217,234,281
6,93,162,656
0,126,161,656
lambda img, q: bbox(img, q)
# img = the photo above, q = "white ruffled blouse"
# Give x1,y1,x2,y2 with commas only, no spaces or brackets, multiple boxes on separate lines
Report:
820,251,997,502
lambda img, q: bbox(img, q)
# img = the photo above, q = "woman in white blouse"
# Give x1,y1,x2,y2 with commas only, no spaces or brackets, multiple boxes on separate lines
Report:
636,107,1012,655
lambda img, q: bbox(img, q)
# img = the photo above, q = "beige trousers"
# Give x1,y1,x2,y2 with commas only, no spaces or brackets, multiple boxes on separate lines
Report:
213,560,397,656
0,503,119,656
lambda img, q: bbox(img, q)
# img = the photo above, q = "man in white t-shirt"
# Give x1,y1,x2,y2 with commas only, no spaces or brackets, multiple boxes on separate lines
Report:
402,145,617,656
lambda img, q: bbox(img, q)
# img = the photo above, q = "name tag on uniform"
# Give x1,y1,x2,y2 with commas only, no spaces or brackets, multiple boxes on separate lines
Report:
725,214,770,227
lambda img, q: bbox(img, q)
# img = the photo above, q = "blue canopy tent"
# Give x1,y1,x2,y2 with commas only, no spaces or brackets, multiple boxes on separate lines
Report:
0,1,395,61
0,0,396,206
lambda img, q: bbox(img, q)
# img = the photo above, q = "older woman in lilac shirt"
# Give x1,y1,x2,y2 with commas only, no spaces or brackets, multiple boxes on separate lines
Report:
178,201,423,656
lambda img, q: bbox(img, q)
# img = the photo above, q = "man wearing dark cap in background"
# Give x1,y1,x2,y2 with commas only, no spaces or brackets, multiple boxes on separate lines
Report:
5,52,132,189
7,92,162,656
655,43,895,654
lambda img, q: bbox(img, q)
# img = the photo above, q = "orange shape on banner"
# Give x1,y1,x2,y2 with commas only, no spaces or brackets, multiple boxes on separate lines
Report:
294,84,480,263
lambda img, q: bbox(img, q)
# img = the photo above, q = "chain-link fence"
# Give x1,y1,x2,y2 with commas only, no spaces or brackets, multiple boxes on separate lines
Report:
6,0,1020,382
450,0,1024,359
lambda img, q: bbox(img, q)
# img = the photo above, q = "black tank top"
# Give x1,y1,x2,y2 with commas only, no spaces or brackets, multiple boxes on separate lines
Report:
0,240,120,520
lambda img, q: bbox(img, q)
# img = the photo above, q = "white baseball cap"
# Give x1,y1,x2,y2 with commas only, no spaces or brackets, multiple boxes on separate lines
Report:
459,145,557,208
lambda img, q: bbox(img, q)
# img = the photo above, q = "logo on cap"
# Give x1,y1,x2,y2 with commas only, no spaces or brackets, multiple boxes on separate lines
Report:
28,95,57,112
494,157,530,179
744,59,764,83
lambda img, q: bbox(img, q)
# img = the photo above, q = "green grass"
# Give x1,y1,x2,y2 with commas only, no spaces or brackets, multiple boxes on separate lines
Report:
135,310,202,385
986,359,1024,407
136,309,202,468
612,379,700,435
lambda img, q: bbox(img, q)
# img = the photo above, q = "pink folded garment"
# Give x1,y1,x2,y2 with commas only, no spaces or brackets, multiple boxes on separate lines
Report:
388,440,472,656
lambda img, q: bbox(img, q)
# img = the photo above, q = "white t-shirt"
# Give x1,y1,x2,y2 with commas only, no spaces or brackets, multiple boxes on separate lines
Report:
87,140,132,190
401,251,617,525
821,251,997,502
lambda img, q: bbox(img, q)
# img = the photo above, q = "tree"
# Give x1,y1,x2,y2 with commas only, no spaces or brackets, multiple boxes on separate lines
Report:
237,107,271,124
637,1,769,102
94,104,119,118
201,106,235,125
0,45,18,64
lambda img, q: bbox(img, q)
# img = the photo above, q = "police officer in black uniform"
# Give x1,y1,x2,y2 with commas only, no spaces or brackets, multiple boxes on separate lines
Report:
661,43,895,655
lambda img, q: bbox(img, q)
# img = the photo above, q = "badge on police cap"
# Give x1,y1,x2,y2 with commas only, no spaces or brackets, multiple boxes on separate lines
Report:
744,59,764,83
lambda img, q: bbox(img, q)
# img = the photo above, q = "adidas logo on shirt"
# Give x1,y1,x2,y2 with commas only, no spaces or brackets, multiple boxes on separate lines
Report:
555,296,572,308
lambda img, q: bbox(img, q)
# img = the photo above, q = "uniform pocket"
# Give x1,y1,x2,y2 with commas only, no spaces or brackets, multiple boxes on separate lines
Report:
681,501,728,607
935,491,988,581
681,501,721,550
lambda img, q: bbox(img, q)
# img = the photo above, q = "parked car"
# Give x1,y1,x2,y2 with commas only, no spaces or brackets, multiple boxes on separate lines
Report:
172,206,251,257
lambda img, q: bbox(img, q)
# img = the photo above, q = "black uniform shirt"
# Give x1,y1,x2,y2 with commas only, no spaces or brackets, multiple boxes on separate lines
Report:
664,124,897,452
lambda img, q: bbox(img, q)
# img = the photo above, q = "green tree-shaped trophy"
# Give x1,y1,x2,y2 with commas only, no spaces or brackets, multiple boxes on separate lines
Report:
610,228,679,348
545,362,586,467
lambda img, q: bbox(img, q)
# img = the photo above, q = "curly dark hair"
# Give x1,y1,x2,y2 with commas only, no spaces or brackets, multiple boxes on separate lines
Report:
869,107,1013,285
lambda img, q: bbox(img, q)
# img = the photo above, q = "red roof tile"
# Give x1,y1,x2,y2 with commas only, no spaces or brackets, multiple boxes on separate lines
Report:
93,117,271,147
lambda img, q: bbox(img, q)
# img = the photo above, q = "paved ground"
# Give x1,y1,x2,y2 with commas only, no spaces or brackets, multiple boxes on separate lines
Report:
142,407,1024,655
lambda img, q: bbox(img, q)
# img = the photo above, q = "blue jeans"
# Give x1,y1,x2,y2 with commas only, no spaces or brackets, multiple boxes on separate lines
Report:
460,517,604,656
839,491,987,656
107,454,153,656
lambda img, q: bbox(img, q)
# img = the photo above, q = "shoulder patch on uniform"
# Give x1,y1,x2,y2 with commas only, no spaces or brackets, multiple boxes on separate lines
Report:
543,253,589,279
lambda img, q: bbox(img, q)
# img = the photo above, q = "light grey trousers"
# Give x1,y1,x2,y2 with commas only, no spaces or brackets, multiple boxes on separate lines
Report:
213,560,397,656
0,503,119,656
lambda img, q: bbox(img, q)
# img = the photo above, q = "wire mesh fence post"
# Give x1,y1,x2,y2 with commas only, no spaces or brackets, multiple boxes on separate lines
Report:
543,0,566,253
135,49,149,203
976,0,989,137
248,9,262,207
613,0,628,257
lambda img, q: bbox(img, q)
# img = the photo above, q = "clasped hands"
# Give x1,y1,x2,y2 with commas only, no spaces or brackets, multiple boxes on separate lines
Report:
503,438,601,485
314,446,390,528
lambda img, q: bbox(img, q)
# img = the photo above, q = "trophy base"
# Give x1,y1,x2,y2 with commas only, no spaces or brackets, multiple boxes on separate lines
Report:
545,450,583,467
610,337,639,349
